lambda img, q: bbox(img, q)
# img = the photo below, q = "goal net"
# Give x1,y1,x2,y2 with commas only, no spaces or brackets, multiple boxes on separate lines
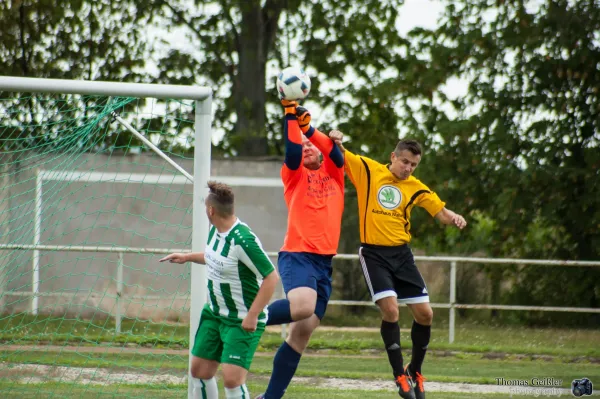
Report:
0,77,211,397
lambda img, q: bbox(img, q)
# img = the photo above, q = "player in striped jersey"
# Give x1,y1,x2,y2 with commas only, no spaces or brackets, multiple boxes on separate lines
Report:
160,181,279,399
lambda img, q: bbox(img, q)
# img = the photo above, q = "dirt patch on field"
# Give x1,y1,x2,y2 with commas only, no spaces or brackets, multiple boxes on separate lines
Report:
1,363,573,396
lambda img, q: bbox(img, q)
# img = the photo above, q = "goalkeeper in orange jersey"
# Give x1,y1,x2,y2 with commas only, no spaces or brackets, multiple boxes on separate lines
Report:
329,131,466,399
254,101,345,399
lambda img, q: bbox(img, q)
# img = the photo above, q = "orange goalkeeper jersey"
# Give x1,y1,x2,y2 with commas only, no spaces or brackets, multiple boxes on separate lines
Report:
280,120,345,255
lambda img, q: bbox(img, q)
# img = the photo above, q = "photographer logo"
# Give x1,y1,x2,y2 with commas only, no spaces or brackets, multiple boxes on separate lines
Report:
571,378,593,397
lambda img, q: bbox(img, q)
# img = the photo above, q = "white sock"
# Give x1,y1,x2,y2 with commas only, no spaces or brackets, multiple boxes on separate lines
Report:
192,377,219,399
225,384,250,399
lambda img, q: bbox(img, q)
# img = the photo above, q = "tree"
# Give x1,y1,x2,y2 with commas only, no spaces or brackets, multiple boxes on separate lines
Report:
148,0,407,156
0,0,149,81
1,0,410,156
0,0,154,150
3,0,597,324
331,0,599,324
401,0,599,323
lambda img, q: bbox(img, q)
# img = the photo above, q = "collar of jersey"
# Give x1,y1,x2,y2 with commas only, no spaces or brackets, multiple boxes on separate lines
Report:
214,218,240,237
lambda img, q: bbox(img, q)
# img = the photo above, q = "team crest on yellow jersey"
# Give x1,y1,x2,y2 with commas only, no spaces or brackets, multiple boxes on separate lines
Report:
377,185,402,210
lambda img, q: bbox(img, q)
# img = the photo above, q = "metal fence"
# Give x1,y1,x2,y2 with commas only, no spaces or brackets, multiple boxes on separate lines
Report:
1,243,599,343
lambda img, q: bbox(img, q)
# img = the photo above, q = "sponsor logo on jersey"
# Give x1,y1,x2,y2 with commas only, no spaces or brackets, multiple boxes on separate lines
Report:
377,185,402,210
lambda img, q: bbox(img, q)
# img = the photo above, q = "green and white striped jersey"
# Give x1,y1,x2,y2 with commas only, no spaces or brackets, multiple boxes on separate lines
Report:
204,219,275,323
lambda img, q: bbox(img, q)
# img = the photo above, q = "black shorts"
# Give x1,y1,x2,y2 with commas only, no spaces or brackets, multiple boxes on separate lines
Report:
359,243,429,304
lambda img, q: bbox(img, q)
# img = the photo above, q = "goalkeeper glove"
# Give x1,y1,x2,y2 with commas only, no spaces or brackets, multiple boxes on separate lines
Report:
281,99,298,116
295,106,312,134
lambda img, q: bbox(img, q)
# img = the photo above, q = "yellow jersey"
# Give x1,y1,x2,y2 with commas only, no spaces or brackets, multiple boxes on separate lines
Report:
345,150,446,246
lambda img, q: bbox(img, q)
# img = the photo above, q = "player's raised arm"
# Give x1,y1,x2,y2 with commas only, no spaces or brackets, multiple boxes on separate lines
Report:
282,100,303,171
296,106,344,169
328,130,346,153
328,129,375,189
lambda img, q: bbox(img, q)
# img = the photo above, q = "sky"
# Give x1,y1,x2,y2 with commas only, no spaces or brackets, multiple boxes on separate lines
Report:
397,0,444,35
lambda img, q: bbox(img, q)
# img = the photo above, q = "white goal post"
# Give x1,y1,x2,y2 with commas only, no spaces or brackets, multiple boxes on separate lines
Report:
0,75,212,398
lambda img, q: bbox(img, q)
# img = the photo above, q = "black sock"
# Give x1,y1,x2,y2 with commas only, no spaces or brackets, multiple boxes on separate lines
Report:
380,319,404,378
410,320,431,374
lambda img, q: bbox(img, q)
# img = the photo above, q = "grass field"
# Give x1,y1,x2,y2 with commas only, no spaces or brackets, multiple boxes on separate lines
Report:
1,315,599,397
2,314,599,357
0,382,521,399
1,349,598,385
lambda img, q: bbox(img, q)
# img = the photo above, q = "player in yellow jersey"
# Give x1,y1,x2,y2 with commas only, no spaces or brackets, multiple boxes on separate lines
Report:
329,131,466,399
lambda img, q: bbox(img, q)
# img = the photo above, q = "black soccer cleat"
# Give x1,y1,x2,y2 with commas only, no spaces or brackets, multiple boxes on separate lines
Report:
405,364,426,399
396,372,416,399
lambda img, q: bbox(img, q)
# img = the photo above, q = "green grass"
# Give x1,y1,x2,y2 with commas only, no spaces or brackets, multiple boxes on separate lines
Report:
2,349,598,387
251,354,599,387
0,314,187,348
0,381,534,399
261,325,600,357
1,314,599,397
2,314,599,357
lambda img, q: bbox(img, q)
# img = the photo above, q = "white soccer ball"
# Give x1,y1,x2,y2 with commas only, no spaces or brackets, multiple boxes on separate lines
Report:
276,66,311,101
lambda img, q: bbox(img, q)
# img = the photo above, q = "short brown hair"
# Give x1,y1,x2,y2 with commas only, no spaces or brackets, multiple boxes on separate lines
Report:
394,139,422,156
207,181,234,216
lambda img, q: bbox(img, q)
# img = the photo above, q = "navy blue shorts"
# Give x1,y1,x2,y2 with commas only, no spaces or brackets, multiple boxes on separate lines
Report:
278,251,333,320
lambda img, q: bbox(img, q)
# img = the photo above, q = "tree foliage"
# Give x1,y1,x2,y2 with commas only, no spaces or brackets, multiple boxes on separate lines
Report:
146,0,406,156
0,0,153,150
0,0,598,324
330,0,600,323
0,0,148,80
347,0,600,323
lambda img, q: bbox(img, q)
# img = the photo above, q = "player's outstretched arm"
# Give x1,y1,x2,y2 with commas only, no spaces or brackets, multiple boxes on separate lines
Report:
282,100,303,171
434,208,467,229
296,106,344,168
159,252,205,264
